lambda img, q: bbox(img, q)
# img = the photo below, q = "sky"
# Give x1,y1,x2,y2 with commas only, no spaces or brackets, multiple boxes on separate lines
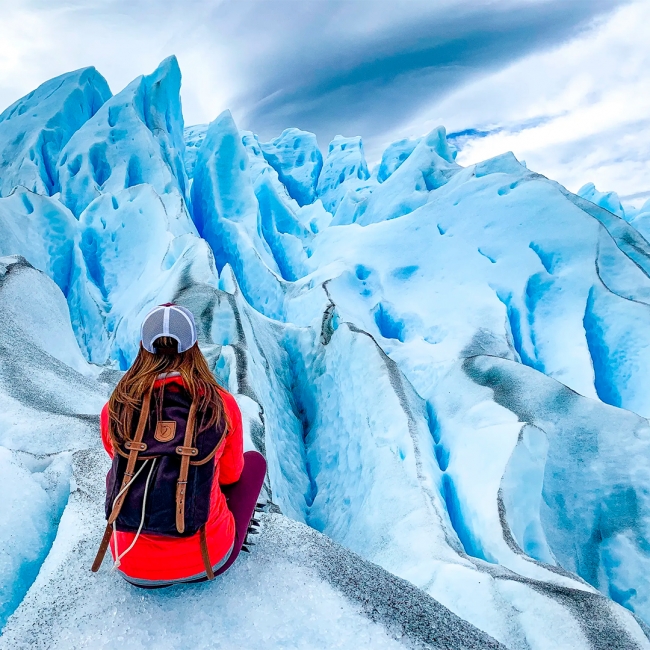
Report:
0,0,647,204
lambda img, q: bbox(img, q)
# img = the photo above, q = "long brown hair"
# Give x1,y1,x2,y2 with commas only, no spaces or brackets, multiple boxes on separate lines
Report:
108,337,226,448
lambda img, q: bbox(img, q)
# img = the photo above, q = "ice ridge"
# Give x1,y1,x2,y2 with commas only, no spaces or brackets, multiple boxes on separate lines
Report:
0,68,111,198
0,58,649,650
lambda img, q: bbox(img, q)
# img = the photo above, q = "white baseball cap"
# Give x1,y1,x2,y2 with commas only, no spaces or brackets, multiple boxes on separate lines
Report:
140,303,197,353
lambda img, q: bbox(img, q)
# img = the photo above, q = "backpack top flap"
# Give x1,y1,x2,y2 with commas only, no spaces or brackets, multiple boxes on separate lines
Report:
105,383,225,537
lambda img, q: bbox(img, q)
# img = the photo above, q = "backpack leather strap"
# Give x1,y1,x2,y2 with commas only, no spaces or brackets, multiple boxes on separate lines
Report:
91,523,114,573
91,385,154,573
175,400,198,533
199,525,215,580
190,421,228,467
107,384,154,525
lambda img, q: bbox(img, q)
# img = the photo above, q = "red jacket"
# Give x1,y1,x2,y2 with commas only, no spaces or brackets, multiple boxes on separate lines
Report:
100,376,244,583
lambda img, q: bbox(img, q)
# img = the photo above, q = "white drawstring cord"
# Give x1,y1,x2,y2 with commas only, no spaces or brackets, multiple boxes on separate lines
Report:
111,458,157,570
112,459,151,565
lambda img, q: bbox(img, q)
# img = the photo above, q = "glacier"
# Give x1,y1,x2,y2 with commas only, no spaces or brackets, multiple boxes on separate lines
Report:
0,56,649,650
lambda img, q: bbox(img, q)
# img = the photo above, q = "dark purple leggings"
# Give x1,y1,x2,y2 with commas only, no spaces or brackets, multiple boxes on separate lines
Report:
129,450,267,588
214,450,267,575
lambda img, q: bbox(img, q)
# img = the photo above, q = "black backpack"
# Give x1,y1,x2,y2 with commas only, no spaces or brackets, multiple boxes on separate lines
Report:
92,380,226,578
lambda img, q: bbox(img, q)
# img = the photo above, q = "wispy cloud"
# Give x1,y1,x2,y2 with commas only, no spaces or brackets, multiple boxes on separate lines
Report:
0,0,645,199
229,0,625,144
0,0,626,132
422,1,650,201
447,116,562,149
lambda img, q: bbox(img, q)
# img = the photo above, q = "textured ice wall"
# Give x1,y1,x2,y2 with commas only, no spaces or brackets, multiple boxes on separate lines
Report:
0,68,111,198
1,57,650,649
58,56,188,217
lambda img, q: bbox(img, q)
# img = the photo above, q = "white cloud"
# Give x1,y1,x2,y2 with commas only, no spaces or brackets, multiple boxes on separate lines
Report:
0,0,646,202
393,1,650,200
0,1,235,125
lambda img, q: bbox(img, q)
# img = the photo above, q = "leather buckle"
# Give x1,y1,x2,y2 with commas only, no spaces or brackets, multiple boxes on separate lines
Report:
125,441,147,451
176,446,198,456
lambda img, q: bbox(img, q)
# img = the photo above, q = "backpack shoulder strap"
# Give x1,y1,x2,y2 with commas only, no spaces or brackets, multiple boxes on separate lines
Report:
190,422,227,467
175,399,198,533
91,383,154,573
107,383,154,524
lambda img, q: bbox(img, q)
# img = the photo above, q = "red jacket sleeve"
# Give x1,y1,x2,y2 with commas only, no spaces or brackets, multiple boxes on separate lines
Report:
218,390,244,485
100,403,114,459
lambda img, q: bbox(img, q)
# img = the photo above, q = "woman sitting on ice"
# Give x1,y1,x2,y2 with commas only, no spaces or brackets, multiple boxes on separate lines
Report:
92,304,266,587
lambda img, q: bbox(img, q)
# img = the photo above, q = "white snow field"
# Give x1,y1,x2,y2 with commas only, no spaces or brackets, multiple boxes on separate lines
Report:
0,56,649,649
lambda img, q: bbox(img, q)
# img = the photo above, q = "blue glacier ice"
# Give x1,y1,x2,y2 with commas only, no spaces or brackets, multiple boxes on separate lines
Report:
0,256,109,630
578,182,625,219
352,126,460,227
578,183,650,263
190,110,288,319
70,184,213,366
0,189,77,295
316,135,371,215
58,56,189,218
183,123,208,179
629,199,650,241
0,68,111,198
376,136,422,182
1,58,650,650
260,128,323,206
